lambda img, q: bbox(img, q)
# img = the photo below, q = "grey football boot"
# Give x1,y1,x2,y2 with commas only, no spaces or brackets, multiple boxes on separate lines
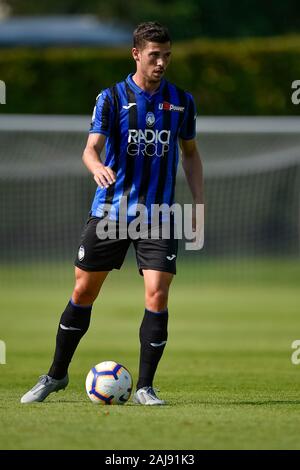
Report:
133,386,165,405
20,374,69,403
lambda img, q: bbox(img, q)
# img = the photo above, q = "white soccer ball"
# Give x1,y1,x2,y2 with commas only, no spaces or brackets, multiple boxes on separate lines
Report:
85,361,133,405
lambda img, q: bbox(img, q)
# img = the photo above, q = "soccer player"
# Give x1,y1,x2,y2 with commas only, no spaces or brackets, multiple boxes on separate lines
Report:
21,22,204,405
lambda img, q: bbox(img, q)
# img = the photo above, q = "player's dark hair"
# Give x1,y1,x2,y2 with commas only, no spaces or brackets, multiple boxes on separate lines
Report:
133,22,171,49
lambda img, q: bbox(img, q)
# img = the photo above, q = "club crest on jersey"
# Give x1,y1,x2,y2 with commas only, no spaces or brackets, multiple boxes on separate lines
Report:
146,112,155,127
78,245,85,261
159,102,185,112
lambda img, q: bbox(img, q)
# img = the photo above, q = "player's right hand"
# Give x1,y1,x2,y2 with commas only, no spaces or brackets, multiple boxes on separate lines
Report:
93,165,116,189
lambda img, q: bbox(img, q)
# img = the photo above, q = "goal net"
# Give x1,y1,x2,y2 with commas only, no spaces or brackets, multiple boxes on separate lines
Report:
0,115,299,283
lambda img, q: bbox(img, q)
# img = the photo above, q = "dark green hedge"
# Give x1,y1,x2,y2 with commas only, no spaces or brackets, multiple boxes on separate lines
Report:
1,35,300,115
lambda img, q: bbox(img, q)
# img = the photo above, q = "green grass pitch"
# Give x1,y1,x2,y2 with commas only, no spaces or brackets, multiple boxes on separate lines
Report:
0,259,300,450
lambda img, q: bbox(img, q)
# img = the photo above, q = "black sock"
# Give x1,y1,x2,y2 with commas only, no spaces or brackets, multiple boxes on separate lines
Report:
48,300,92,380
136,308,168,390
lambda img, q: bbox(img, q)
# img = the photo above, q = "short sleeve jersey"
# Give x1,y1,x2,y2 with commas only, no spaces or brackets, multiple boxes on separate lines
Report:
89,73,196,220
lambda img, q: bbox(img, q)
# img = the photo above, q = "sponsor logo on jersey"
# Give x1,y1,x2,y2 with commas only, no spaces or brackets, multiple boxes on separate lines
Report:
158,101,185,112
127,129,170,157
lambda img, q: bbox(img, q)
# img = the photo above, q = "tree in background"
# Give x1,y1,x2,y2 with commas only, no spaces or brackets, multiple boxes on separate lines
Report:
1,0,300,40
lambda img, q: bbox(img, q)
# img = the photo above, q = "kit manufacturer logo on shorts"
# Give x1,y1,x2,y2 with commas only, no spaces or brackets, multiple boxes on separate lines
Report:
78,245,85,261
158,102,185,112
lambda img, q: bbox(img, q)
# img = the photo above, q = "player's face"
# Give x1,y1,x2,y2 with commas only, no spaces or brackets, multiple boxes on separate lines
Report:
133,41,172,83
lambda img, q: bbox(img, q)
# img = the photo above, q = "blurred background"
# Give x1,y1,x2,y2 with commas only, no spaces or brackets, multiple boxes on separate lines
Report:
0,0,299,285
1,0,300,450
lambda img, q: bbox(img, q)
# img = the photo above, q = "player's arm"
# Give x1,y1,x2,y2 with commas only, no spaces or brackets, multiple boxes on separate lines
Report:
179,137,204,204
82,133,116,189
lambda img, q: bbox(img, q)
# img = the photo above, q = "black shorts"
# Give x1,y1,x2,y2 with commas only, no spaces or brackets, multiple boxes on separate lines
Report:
74,216,178,275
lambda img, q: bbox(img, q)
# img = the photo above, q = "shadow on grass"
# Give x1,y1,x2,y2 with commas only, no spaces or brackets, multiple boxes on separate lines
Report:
43,399,300,407
224,400,300,406
18,398,300,407
179,398,300,407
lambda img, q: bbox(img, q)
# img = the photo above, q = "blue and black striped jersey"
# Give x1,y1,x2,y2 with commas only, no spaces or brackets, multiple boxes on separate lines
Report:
89,73,196,221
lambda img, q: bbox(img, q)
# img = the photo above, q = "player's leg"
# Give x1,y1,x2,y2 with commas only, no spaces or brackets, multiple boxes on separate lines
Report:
20,268,108,403
47,267,109,380
134,269,173,405
21,215,131,403
138,269,173,386
133,222,177,405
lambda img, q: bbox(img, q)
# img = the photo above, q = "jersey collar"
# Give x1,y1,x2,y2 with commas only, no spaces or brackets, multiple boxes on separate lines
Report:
126,73,165,99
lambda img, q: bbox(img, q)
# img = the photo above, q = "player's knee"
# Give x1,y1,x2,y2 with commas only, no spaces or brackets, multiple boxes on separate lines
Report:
72,284,98,306
145,288,168,312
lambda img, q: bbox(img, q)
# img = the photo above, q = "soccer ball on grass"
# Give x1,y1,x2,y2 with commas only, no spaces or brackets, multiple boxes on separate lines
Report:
85,361,132,405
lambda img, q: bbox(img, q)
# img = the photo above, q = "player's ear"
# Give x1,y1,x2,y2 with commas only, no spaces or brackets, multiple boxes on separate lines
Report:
132,48,140,62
